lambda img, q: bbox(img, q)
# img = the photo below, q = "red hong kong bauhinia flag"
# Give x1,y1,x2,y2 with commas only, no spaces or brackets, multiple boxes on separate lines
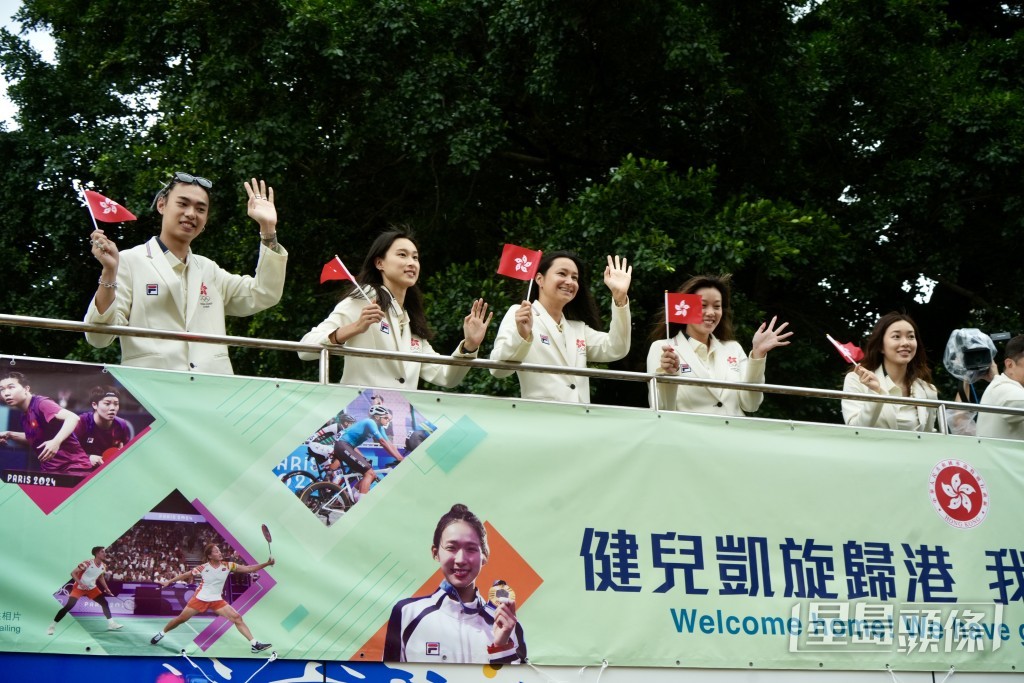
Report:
497,243,542,281
320,255,357,284
84,190,137,222
665,292,703,325
826,334,865,364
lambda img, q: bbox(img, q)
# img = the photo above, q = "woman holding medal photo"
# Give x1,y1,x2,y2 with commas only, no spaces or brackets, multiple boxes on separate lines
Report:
647,274,792,415
383,504,526,664
299,229,492,389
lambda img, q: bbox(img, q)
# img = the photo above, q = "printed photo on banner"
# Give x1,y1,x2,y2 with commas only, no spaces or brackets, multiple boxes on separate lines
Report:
0,357,155,514
46,490,276,656
273,388,438,527
379,503,533,664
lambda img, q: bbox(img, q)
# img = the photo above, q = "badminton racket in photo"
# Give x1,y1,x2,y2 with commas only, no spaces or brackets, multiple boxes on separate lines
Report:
261,523,273,555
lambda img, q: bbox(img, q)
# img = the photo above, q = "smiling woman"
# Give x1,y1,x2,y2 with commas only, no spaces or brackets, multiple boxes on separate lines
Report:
298,228,493,389
841,311,938,432
489,250,633,403
383,503,526,664
646,273,792,417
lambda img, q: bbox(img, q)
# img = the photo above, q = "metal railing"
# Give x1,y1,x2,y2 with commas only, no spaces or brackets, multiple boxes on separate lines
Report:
3,313,1024,435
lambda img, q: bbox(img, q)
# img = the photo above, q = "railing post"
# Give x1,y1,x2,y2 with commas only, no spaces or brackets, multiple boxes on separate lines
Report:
648,376,660,412
318,348,330,385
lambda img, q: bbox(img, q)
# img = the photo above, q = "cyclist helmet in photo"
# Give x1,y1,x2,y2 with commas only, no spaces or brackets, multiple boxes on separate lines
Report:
332,411,356,427
368,405,391,418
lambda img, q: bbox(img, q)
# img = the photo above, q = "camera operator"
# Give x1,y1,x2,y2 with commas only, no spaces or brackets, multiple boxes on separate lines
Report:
943,328,999,436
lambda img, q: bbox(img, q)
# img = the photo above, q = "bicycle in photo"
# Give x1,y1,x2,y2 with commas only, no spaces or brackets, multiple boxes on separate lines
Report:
279,445,336,511
299,462,396,525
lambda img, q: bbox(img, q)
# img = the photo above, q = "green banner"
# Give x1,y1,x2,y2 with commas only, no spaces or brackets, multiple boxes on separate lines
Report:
1,357,1022,672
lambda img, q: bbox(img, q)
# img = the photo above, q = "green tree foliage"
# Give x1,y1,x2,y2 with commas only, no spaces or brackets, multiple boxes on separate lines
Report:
1,0,1023,420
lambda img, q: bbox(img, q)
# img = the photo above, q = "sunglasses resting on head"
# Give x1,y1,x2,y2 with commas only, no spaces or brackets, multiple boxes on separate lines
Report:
151,172,214,209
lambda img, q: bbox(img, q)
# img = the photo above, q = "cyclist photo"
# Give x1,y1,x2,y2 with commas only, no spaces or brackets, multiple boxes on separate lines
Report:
274,389,440,525
306,404,403,500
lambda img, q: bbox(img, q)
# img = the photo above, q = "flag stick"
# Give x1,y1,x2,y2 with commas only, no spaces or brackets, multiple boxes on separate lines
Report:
826,334,860,367
78,186,101,233
333,255,374,305
525,278,533,302
354,283,374,305
664,290,670,340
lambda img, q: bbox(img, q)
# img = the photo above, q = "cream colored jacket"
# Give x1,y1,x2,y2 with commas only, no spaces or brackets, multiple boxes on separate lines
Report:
298,289,477,389
490,300,630,403
84,237,287,374
977,373,1024,440
842,366,937,432
646,333,766,416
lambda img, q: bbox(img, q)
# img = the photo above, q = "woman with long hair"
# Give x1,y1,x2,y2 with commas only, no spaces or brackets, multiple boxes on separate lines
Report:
300,229,492,388
384,503,526,664
842,312,937,431
647,274,792,415
489,251,632,403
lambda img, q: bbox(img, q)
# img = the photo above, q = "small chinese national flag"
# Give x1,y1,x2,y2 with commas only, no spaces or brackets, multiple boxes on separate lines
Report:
497,244,542,281
84,190,136,222
320,255,357,284
826,334,865,364
665,292,703,325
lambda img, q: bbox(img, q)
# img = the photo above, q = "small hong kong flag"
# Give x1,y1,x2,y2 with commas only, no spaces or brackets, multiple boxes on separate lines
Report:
320,255,357,284
665,292,703,325
497,243,542,281
826,334,865,365
83,190,137,223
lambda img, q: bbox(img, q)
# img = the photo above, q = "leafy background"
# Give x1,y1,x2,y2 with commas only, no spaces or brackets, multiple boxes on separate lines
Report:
2,0,1022,421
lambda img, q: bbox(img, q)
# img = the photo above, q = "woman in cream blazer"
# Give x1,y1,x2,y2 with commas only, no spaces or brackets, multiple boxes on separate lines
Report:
648,274,792,416
490,251,632,403
300,230,492,389
841,312,937,432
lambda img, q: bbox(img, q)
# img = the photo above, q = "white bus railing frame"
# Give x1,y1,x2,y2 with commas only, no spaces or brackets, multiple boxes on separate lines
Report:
3,312,1023,433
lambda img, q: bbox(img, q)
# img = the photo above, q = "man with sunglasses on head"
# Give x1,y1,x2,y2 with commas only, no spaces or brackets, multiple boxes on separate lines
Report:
84,174,287,374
